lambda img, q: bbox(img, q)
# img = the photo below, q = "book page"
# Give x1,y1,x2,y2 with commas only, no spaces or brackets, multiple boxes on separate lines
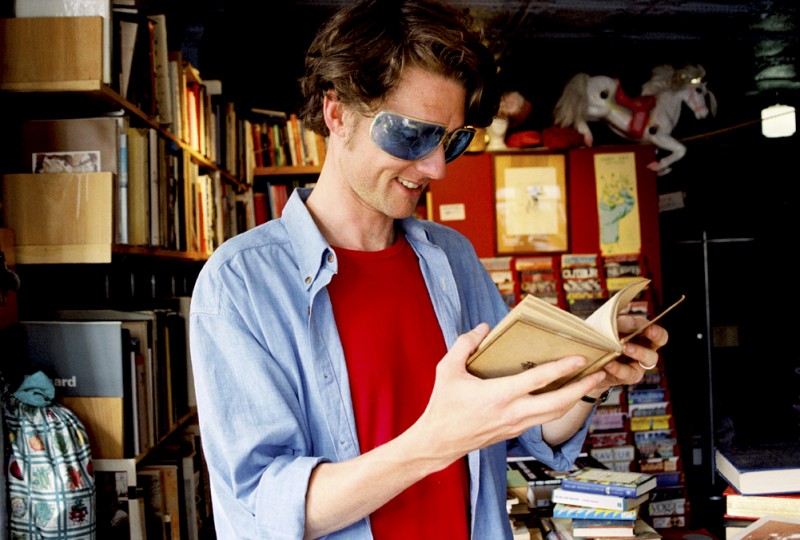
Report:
584,278,650,340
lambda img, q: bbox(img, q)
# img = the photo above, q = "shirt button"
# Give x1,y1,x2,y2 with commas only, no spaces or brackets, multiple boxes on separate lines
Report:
327,253,334,263
305,276,312,284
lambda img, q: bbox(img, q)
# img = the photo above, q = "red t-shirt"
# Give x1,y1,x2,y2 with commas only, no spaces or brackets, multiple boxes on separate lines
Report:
327,234,470,539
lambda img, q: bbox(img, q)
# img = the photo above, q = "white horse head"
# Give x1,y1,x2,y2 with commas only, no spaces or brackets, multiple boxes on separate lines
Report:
554,64,716,175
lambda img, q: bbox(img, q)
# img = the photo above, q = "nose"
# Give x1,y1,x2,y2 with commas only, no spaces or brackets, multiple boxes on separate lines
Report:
414,145,448,180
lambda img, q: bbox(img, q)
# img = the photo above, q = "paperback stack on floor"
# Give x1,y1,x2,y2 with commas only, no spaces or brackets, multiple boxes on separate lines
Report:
550,467,658,536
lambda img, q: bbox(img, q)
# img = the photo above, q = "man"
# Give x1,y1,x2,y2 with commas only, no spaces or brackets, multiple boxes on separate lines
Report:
190,1,669,538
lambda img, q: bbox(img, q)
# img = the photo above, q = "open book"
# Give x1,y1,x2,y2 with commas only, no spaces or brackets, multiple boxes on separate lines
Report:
466,277,684,393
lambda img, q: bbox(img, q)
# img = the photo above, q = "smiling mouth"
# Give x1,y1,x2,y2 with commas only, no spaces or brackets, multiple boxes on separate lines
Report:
398,178,422,190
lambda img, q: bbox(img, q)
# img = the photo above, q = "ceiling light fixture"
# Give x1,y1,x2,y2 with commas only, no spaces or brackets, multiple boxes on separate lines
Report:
761,104,796,138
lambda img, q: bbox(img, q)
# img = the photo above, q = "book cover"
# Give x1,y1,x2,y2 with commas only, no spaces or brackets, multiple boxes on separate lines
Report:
561,253,606,319
507,454,608,508
715,442,800,495
515,255,561,307
466,277,683,392
602,253,648,308
560,467,657,498
18,117,122,175
648,489,687,517
506,467,530,508
139,464,182,540
723,484,800,519
94,458,146,539
137,468,166,540
19,320,126,397
551,486,649,511
480,256,517,308
732,516,800,540
553,502,638,519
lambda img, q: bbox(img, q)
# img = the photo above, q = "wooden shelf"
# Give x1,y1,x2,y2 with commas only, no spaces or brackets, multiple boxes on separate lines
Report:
254,165,322,176
113,245,209,262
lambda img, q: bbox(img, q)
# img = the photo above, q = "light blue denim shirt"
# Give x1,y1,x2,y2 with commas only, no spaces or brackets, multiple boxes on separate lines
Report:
190,187,592,539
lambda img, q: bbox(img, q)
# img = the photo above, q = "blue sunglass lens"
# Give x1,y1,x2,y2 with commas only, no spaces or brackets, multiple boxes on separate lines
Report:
371,113,447,161
444,129,475,163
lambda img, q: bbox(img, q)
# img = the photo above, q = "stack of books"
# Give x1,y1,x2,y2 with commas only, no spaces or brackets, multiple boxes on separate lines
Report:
715,441,800,536
550,467,658,536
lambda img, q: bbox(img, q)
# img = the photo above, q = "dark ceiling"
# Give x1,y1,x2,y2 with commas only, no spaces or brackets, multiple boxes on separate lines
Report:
171,0,800,138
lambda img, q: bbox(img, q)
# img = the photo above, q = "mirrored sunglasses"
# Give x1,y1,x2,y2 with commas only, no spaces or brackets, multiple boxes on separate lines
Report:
370,111,476,163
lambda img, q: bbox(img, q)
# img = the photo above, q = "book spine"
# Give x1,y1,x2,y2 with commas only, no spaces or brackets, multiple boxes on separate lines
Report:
559,478,638,498
551,504,637,519
118,129,129,244
551,490,627,510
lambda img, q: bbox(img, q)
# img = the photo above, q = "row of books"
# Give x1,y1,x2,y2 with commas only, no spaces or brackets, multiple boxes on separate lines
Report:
110,5,245,178
250,108,328,169
4,114,256,257
95,421,214,540
480,252,650,317
253,176,318,226
16,299,195,459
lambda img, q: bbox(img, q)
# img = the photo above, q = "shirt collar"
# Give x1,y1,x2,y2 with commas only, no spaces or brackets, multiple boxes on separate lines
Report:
282,188,434,290
282,187,335,291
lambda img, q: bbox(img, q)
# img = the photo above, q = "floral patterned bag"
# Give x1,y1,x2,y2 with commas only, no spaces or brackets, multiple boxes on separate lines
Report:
3,371,95,539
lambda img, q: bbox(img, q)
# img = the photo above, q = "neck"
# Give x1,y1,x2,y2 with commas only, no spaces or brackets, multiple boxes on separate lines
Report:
306,171,397,251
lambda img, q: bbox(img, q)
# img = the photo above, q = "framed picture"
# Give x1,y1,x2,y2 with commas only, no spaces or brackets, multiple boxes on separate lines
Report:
494,153,568,254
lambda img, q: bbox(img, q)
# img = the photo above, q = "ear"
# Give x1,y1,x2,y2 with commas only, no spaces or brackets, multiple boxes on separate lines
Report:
323,91,347,137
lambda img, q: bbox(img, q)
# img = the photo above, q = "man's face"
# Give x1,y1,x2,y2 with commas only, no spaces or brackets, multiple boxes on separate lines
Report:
340,66,468,220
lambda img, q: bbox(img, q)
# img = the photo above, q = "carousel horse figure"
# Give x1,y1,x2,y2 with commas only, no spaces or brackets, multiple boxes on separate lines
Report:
554,64,717,175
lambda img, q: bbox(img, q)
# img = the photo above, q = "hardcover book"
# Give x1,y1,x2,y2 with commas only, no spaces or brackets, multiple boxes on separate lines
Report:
553,502,638,520
715,442,800,495
551,486,649,511
723,484,800,518
466,277,683,393
560,467,657,498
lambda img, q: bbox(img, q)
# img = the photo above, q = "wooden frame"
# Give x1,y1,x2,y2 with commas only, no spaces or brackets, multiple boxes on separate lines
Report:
494,153,568,254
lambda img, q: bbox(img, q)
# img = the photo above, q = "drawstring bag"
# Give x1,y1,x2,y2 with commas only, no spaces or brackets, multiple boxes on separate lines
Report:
3,371,96,539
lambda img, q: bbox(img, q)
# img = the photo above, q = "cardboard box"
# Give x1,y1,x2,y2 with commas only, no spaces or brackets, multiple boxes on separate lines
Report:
0,16,104,91
2,172,113,263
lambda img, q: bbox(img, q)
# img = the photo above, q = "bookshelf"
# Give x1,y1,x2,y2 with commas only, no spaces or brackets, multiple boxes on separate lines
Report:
0,13,238,538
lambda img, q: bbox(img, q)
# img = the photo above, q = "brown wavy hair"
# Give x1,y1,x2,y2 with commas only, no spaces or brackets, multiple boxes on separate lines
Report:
299,0,500,136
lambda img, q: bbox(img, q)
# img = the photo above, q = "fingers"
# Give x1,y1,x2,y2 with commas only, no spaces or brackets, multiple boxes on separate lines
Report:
618,315,669,350
508,355,593,395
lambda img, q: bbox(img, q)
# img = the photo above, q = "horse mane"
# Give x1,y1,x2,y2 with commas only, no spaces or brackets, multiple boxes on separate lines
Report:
554,72,590,126
642,64,707,95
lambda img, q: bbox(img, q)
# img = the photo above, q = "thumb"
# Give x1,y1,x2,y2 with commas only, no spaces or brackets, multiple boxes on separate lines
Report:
443,323,491,369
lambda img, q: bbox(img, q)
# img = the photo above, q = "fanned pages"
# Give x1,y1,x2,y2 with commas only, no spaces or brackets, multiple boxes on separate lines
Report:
466,278,684,393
